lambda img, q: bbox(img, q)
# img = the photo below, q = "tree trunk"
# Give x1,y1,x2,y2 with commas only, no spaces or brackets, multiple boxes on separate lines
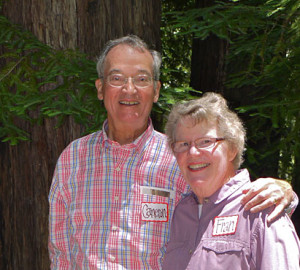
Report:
189,0,282,186
190,0,228,95
190,35,228,94
1,0,161,58
0,1,161,269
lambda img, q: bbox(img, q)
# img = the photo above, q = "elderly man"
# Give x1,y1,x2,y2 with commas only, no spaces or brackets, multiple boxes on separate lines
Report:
48,35,296,269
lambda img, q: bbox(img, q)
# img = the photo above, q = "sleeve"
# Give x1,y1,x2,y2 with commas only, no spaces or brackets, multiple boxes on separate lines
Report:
254,212,300,269
285,191,299,217
48,163,71,270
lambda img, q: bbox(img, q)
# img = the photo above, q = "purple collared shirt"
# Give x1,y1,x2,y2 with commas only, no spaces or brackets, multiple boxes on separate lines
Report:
162,169,300,270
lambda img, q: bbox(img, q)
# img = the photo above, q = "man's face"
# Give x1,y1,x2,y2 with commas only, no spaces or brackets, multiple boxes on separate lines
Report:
95,44,160,131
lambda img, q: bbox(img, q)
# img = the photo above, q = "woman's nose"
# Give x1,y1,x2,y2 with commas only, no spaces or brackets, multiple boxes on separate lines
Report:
188,144,202,155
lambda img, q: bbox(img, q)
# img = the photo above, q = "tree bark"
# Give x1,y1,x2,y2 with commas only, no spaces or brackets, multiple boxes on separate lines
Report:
1,0,161,58
0,1,161,269
190,35,228,94
190,0,228,95
189,0,281,182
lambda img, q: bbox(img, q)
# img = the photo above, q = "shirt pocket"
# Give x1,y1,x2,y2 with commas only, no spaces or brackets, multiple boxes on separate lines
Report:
202,239,247,253
140,192,175,222
198,239,251,269
137,193,175,253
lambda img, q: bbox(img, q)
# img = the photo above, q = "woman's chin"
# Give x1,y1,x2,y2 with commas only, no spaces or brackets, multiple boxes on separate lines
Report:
188,178,207,189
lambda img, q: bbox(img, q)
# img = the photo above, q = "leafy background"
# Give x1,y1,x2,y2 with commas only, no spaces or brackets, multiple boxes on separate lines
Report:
1,1,299,268
1,0,299,196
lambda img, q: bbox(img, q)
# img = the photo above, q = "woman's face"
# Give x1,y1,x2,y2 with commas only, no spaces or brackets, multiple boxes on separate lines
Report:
174,118,237,201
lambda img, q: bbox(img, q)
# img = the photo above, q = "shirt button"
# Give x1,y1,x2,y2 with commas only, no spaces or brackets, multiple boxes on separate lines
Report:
110,256,116,262
112,225,118,231
115,167,121,171
189,249,193,254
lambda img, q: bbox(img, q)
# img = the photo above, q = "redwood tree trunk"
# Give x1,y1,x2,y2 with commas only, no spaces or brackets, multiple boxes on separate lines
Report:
190,0,228,95
189,1,281,190
190,35,228,94
0,1,161,269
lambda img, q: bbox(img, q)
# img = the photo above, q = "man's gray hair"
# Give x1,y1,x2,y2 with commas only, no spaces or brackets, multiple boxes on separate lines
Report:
96,35,162,81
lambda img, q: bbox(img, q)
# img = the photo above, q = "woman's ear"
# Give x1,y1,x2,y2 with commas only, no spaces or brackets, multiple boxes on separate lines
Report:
95,79,103,100
229,146,238,162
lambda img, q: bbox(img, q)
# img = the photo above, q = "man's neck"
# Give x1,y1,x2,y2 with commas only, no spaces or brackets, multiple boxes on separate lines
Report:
106,120,148,145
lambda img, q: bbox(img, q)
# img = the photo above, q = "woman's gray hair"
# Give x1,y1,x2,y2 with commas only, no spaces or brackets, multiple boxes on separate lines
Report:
96,35,162,82
165,92,246,169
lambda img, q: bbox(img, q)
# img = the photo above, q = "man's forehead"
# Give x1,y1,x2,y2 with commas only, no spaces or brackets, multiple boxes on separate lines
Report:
107,44,149,57
104,44,154,73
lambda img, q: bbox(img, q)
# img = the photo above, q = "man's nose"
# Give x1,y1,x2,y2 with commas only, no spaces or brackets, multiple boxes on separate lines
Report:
122,77,136,93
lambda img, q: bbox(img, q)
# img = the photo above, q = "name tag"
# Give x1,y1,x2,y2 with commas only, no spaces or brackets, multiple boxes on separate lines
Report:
140,186,175,199
141,202,168,222
212,215,239,236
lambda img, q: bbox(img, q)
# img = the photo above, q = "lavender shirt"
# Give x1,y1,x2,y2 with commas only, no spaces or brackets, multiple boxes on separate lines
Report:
162,169,300,270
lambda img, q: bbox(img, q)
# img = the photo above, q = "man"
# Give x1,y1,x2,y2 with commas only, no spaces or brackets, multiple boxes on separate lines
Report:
48,35,296,269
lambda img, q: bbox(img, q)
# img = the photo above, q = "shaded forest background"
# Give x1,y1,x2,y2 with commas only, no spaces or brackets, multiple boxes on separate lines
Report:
0,0,299,269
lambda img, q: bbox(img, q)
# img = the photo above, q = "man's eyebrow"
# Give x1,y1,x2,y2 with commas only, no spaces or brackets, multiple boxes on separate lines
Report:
107,69,152,76
137,70,152,76
108,69,122,75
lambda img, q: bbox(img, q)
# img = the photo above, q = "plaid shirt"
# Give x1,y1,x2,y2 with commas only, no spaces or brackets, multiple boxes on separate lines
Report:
48,120,188,269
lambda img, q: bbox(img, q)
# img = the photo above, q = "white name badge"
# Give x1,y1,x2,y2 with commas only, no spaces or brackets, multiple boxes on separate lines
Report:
141,202,168,222
212,215,239,236
140,186,175,199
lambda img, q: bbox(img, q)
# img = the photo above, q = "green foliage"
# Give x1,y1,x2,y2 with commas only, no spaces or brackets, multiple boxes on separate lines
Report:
151,0,202,130
1,0,299,184
165,0,300,183
225,0,300,182
161,0,194,88
0,15,108,145
0,23,103,144
0,12,199,143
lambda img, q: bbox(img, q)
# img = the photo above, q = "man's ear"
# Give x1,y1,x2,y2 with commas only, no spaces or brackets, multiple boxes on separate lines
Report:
153,81,161,103
95,79,103,100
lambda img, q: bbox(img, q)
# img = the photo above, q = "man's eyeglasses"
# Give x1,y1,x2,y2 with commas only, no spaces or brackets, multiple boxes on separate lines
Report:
105,74,153,88
172,137,225,153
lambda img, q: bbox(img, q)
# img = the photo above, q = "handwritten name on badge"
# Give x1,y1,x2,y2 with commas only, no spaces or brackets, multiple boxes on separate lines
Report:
141,202,168,222
213,215,239,236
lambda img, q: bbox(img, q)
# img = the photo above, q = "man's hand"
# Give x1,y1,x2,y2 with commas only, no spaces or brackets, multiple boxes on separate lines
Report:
241,178,293,223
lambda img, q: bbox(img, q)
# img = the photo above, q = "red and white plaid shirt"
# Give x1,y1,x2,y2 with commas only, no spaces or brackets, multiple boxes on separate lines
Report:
48,120,188,269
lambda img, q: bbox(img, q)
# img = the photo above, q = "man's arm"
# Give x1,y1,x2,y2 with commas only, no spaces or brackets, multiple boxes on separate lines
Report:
241,178,297,223
48,172,71,269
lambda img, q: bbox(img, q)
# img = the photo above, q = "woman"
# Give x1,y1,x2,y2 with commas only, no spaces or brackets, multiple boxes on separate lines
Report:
162,92,300,269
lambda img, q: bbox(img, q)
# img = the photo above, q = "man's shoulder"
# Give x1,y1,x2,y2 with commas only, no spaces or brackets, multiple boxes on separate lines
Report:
152,129,167,139
60,130,102,156
150,130,174,155
151,129,169,146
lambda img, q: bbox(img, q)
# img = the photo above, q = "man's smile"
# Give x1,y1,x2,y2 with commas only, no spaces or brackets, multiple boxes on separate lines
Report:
119,100,139,105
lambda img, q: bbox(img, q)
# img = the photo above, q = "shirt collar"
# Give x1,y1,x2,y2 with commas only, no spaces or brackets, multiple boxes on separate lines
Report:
190,169,250,205
101,118,154,153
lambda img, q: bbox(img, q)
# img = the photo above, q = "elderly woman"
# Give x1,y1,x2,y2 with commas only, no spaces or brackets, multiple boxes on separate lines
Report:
162,92,300,269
